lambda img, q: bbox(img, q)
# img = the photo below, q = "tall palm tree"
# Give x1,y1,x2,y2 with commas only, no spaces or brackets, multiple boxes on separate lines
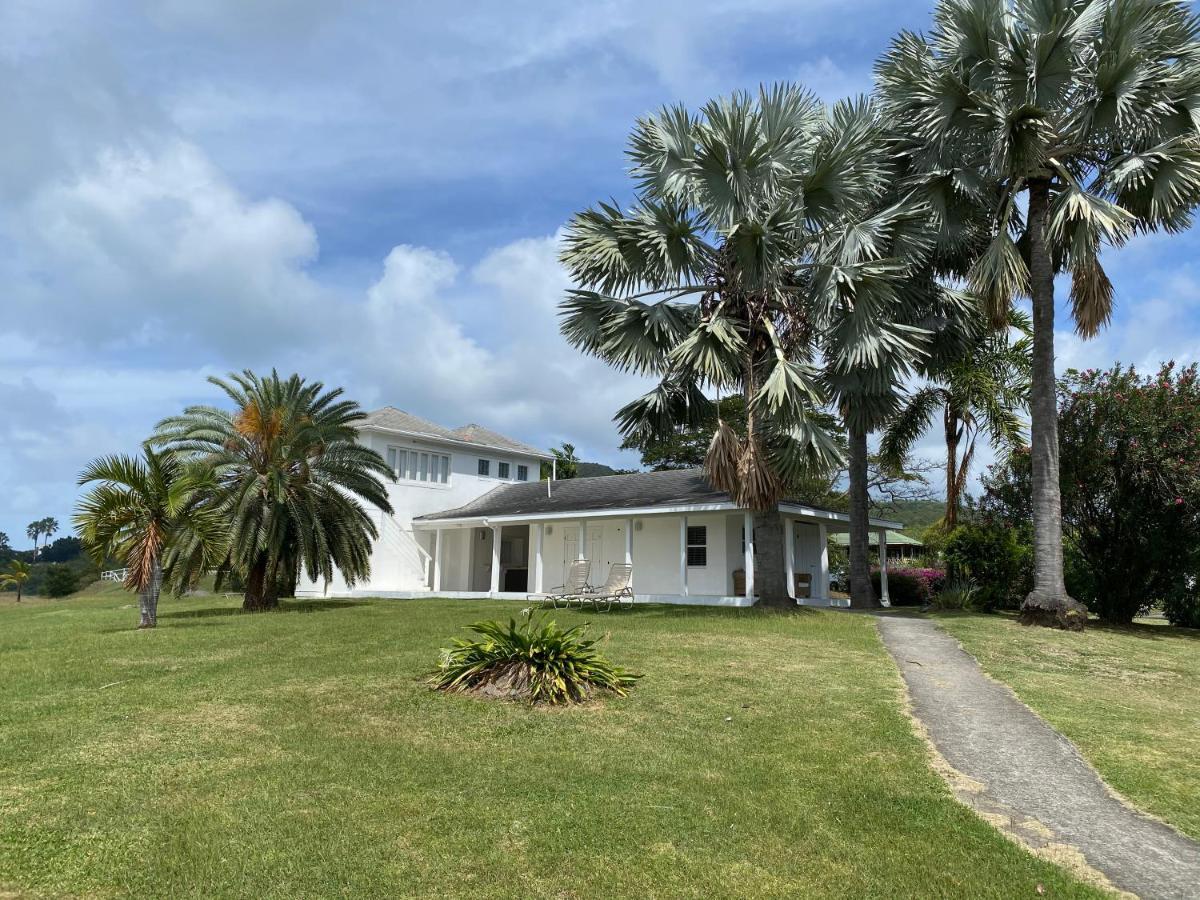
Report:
154,370,394,611
881,310,1032,529
0,560,32,602
877,0,1200,629
40,517,59,551
560,84,933,606
26,522,41,559
75,446,224,628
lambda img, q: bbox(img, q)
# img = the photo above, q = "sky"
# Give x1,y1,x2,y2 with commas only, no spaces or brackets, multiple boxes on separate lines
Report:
3,0,1200,549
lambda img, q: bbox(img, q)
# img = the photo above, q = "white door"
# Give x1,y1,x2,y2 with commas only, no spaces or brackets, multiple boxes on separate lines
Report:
793,523,821,595
563,530,604,585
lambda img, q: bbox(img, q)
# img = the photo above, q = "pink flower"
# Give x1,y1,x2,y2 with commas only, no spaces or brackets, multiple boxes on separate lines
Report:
1176,498,1185,506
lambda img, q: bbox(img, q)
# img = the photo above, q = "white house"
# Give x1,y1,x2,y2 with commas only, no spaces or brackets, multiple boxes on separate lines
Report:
297,408,900,606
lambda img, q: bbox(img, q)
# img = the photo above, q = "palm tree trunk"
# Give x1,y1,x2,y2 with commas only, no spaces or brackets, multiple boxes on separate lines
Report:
1020,178,1088,631
244,557,280,611
944,407,960,529
147,560,162,627
753,509,789,608
138,585,154,628
848,425,878,609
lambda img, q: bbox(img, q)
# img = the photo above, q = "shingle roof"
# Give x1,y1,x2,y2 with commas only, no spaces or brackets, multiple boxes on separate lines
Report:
361,407,550,459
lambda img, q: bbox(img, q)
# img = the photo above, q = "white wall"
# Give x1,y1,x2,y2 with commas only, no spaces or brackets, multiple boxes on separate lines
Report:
296,428,543,596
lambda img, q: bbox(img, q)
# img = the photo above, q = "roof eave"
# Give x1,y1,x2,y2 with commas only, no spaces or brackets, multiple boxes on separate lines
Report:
360,423,555,460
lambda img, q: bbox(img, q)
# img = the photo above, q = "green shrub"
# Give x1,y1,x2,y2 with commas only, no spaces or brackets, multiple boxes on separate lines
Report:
943,524,1032,611
1162,585,1200,629
932,578,978,611
41,564,79,598
431,613,640,705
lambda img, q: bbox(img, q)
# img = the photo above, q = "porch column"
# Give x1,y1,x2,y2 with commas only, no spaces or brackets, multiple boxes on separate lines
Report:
432,528,443,592
490,525,501,595
679,516,689,596
624,518,634,591
878,529,890,606
534,523,544,593
576,521,586,559
817,522,829,601
743,511,755,600
784,517,796,600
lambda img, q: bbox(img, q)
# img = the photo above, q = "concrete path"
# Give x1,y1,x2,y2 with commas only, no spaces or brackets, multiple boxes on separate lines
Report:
877,615,1200,900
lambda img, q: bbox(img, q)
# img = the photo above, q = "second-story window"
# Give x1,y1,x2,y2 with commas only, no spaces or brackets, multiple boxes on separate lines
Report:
387,447,450,484
497,461,510,479
516,464,529,481
478,459,490,476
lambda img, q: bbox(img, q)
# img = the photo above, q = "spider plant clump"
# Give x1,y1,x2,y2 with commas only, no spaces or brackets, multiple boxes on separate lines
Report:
430,613,640,705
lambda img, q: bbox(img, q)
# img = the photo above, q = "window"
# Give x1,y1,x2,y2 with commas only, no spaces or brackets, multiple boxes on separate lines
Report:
687,525,707,567
478,459,490,476
516,464,529,482
498,461,510,479
387,446,450,484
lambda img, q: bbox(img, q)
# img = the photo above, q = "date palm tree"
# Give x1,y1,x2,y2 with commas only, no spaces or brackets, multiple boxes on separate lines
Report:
154,370,394,611
881,309,1032,529
75,446,224,628
877,0,1200,628
560,84,935,606
0,560,32,602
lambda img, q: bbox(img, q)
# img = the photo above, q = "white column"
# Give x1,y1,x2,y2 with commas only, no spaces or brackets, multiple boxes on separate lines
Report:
784,517,796,600
679,516,689,596
534,523,544,593
743,511,755,601
878,529,890,607
817,522,829,601
489,525,501,595
624,518,634,591
432,528,443,592
576,521,586,560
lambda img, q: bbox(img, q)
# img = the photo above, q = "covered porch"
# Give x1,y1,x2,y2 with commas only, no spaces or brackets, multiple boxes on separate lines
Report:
412,502,900,607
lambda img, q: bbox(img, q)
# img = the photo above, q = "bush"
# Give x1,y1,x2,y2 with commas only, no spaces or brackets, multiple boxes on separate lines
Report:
932,578,978,610
872,566,945,606
943,524,1032,611
430,613,640,705
41,564,79,598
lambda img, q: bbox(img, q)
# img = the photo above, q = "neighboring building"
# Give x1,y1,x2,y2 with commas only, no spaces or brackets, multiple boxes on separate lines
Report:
298,409,901,606
831,529,924,561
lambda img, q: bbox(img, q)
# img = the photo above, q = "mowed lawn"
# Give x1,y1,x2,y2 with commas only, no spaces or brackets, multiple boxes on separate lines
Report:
935,612,1200,843
0,591,1102,899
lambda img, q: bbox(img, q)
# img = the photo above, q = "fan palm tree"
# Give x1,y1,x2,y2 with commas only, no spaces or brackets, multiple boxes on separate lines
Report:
881,309,1032,529
75,446,225,628
26,522,41,559
877,0,1200,628
40,517,58,551
154,370,394,611
559,84,936,606
0,560,32,602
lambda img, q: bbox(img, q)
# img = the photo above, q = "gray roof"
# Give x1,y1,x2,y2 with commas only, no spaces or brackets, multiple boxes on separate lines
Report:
361,407,550,459
416,469,726,520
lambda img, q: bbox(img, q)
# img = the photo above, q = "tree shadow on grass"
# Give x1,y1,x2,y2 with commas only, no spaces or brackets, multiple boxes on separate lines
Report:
932,608,1200,642
158,599,367,620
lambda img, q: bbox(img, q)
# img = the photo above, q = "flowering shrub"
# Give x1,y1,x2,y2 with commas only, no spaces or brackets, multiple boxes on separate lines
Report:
871,565,945,606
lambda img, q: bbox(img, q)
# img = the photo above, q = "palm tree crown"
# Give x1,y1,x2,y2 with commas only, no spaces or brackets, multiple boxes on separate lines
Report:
877,0,1200,628
153,370,394,610
1,560,32,602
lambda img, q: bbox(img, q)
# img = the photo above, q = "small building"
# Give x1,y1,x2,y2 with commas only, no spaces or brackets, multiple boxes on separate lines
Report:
297,408,901,606
831,529,925,561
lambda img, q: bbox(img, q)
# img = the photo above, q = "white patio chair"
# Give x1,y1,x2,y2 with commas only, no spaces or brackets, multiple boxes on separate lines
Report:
526,559,591,609
571,563,634,612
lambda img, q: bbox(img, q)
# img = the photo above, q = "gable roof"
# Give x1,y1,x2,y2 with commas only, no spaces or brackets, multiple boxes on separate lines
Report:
360,407,551,459
830,529,923,547
414,468,902,529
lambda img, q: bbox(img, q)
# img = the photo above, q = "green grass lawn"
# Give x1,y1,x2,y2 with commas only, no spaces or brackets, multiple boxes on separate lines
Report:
934,612,1200,842
0,592,1103,899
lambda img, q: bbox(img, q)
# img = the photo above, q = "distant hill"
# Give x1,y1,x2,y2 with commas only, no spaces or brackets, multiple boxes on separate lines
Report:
875,499,946,538
576,462,638,478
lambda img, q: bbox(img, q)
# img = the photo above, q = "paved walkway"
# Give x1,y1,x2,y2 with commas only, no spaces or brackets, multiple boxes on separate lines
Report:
877,615,1200,900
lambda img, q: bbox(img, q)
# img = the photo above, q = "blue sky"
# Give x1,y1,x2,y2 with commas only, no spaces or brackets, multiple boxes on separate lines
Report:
3,0,1199,549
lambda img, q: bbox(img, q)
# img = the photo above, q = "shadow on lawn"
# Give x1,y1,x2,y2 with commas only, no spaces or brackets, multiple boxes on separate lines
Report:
158,599,367,620
933,609,1200,642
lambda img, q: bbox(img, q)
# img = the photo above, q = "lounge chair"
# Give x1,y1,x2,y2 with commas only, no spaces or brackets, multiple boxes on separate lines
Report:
570,563,634,612
527,559,591,609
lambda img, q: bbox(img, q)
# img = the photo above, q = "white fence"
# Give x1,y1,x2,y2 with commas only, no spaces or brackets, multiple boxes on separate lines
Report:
101,568,128,582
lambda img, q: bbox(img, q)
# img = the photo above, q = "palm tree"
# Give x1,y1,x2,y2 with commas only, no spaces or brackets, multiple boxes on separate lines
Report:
877,0,1200,629
75,446,225,628
560,84,934,606
26,522,41,559
881,310,1032,529
0,560,32,602
40,517,59,550
154,371,394,611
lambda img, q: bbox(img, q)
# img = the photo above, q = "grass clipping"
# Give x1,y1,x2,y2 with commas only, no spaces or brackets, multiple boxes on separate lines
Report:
430,612,641,705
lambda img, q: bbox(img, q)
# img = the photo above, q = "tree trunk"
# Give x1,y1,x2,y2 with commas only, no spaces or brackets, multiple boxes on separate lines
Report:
243,557,279,612
753,508,790,608
1020,178,1088,631
137,585,154,628
15,584,21,602
147,560,162,627
848,425,879,609
944,407,960,529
